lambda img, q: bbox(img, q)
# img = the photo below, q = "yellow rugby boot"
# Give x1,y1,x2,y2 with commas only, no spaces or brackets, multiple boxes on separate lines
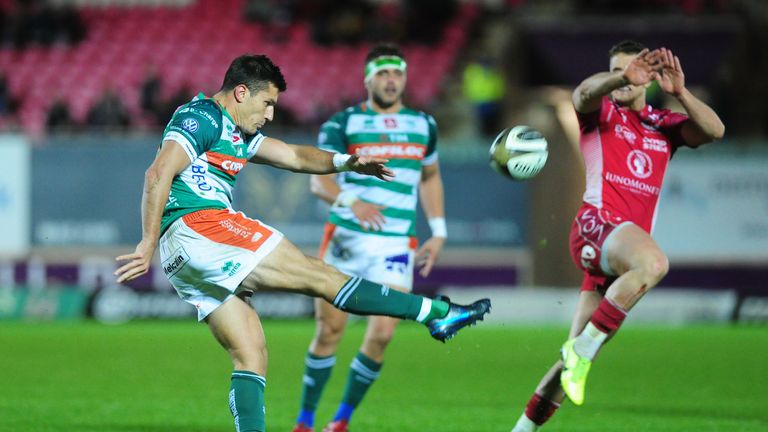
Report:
560,338,592,406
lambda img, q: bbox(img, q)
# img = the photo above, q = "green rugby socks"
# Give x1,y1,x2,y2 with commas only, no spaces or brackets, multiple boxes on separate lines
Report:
335,352,382,422
296,353,336,426
332,277,448,322
229,370,266,432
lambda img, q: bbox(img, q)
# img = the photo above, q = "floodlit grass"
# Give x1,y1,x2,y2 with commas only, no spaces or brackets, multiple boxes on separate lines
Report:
0,320,766,431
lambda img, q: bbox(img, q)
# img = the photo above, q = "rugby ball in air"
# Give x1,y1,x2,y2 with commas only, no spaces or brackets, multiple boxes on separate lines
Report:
489,125,549,180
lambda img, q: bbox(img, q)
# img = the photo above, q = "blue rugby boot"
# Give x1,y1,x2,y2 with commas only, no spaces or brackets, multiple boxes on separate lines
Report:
426,296,491,342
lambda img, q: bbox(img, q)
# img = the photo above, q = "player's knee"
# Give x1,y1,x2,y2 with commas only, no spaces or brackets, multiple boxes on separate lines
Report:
638,253,669,286
365,327,395,350
315,319,346,346
232,344,268,374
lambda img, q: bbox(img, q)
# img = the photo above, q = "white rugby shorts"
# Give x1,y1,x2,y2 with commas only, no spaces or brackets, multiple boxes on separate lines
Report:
159,208,283,320
318,223,417,291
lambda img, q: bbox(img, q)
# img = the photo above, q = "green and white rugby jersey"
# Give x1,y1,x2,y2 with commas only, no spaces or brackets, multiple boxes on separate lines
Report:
318,102,438,237
159,93,265,234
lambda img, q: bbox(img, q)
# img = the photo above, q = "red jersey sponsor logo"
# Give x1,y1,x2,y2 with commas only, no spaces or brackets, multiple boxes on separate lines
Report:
606,171,661,196
642,136,668,153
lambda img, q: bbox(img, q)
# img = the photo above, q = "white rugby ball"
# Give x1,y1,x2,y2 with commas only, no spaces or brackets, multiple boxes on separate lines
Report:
489,125,549,180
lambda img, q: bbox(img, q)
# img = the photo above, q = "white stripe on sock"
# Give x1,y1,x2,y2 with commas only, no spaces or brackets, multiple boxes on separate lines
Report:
415,298,432,323
332,277,358,307
231,372,267,387
305,355,337,369
350,358,380,380
336,277,362,308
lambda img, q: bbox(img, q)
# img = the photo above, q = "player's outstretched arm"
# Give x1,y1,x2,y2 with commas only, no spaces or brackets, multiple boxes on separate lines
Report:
251,137,394,180
115,141,190,283
573,48,662,113
656,47,725,146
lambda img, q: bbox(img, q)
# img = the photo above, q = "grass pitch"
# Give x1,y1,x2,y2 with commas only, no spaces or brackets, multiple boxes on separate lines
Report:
0,320,766,431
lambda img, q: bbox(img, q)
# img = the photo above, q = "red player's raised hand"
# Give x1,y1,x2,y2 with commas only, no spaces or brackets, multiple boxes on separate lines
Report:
656,47,686,97
623,48,663,86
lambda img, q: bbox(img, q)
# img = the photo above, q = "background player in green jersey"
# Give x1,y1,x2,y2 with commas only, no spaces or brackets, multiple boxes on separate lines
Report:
114,54,490,432
293,44,448,432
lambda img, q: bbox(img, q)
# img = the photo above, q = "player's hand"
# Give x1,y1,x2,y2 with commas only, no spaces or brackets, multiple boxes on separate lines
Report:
351,200,387,231
622,48,663,86
346,155,395,181
415,236,445,278
656,47,685,97
114,239,157,283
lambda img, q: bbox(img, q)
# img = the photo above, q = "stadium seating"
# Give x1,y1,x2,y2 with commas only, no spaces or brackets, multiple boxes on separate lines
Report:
0,0,476,135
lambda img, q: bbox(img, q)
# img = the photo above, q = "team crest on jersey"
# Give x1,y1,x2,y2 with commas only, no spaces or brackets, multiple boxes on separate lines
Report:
181,118,199,133
614,125,637,144
627,150,653,179
384,118,398,129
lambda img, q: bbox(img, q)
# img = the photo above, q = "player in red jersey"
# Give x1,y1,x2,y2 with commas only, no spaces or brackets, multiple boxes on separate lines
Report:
510,40,725,431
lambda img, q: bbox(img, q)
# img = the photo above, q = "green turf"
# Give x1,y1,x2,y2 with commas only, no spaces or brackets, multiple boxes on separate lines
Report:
0,320,766,431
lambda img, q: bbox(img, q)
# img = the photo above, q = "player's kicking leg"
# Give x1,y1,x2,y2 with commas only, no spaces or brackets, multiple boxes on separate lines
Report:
560,224,668,406
240,237,491,342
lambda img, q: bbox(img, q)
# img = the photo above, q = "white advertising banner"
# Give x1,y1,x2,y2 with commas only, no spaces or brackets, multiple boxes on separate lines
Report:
654,152,768,262
0,135,30,256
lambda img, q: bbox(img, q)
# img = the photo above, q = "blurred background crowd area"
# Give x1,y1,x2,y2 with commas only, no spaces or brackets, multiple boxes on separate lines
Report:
0,0,765,145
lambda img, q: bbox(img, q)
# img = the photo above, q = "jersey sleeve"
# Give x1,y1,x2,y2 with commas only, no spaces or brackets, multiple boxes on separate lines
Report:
317,111,348,153
575,97,612,133
422,113,439,166
245,132,267,159
162,101,222,162
657,110,689,149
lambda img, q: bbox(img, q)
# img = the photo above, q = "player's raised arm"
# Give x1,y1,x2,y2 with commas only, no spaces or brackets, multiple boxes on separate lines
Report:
656,47,725,146
573,48,662,113
250,136,395,180
115,140,190,283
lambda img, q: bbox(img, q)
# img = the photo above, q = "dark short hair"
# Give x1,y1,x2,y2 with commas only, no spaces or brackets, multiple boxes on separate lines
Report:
608,40,647,58
365,43,405,64
221,54,287,94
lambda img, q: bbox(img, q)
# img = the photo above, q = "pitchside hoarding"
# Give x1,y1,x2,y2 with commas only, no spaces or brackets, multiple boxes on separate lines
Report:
654,151,768,262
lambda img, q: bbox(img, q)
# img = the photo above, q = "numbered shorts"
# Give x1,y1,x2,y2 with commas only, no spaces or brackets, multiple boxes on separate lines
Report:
318,223,417,291
159,209,284,321
568,204,632,292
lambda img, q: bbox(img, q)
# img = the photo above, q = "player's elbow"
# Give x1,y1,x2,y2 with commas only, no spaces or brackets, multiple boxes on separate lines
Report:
144,165,162,185
712,122,725,141
572,87,595,113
